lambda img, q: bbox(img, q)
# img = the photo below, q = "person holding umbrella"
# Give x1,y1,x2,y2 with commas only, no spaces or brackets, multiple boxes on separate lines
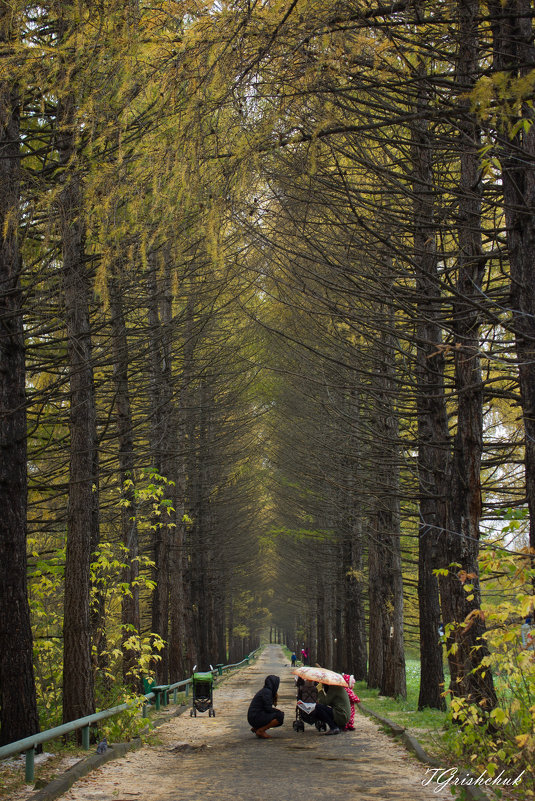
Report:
292,665,350,735
314,678,351,735
247,675,284,739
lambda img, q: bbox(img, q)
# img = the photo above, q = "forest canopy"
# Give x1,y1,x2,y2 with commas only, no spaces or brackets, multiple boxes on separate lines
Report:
0,0,534,788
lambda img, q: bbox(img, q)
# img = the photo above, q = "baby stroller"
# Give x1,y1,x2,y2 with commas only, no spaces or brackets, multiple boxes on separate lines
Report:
190,669,215,717
292,677,326,732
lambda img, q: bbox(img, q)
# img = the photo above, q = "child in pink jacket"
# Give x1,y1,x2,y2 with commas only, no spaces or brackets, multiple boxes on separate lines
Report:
342,674,360,731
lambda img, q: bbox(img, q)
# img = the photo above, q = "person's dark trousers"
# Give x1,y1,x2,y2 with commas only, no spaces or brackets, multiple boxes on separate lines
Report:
248,708,284,730
312,704,337,730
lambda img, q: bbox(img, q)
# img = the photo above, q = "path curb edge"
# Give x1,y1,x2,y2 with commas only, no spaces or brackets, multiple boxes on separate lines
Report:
358,704,490,801
26,705,188,801
23,658,259,801
27,740,143,801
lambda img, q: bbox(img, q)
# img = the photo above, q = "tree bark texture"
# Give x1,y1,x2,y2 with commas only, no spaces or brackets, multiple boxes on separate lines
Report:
59,95,96,723
323,565,335,670
440,0,496,708
343,530,368,681
146,250,175,682
367,516,383,690
367,316,406,698
489,0,535,561
0,11,40,741
411,71,448,710
189,379,208,669
170,290,198,678
342,386,368,680
107,262,140,686
316,580,326,668
368,505,406,698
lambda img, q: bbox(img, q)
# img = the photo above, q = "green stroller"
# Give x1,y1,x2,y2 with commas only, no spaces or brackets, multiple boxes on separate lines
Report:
190,670,215,717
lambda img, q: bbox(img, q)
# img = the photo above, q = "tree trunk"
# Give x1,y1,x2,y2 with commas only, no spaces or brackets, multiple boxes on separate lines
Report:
411,67,448,710
316,579,325,667
107,261,140,687
323,566,334,670
188,374,215,670
368,310,406,698
344,384,368,680
439,0,496,708
334,575,344,671
169,511,187,679
183,366,198,671
367,512,383,690
215,586,227,664
146,250,174,682
343,528,367,680
0,13,40,741
489,0,535,563
58,84,96,723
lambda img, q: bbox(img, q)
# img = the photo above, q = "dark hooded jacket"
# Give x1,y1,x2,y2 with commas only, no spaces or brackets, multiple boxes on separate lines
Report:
247,675,283,728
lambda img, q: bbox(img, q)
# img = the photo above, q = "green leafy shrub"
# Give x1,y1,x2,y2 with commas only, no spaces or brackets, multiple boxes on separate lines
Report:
98,693,152,743
444,534,535,798
28,468,174,730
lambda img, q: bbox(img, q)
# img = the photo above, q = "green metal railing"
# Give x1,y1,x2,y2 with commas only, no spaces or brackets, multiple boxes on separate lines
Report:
0,647,259,784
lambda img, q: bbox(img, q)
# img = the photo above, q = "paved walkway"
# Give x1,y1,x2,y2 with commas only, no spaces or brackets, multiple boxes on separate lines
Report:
58,645,445,800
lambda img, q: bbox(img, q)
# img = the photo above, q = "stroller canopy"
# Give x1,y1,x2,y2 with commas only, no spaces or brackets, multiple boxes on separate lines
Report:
193,671,214,684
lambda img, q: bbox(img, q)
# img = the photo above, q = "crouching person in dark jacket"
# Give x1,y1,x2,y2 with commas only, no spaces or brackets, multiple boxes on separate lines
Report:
247,675,284,738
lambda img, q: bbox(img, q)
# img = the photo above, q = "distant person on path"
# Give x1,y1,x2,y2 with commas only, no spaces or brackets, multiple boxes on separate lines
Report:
312,679,351,735
302,647,309,665
342,673,360,731
291,652,297,667
248,675,284,739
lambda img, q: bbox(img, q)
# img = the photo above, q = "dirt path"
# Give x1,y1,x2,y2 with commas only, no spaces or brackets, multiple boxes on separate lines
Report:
57,645,446,800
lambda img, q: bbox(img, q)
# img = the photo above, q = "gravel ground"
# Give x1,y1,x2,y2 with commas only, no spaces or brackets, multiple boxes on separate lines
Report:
27,644,456,801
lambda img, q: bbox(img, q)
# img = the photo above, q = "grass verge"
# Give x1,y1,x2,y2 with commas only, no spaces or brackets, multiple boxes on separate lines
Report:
354,659,450,761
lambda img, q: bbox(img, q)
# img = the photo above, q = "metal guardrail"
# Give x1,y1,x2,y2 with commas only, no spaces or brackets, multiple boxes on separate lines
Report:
0,647,260,783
